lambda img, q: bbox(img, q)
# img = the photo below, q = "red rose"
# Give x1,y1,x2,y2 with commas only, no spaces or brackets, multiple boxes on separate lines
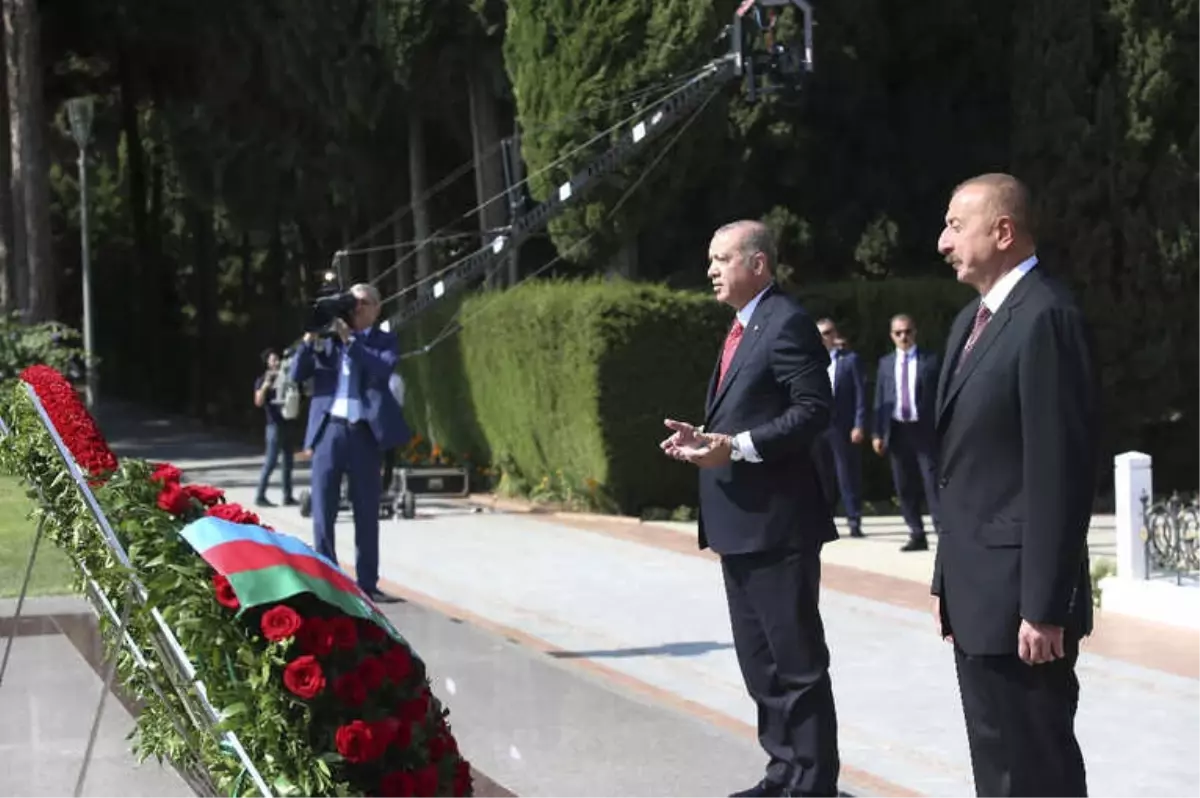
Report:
381,771,416,797
183,484,225,507
398,690,430,724
283,655,326,699
260,606,303,641
413,765,440,797
150,463,183,485
156,482,192,515
297,617,335,656
429,728,458,760
212,574,240,609
453,761,473,797
391,717,414,750
358,656,387,691
335,720,379,763
381,645,413,683
333,672,368,707
369,717,401,757
206,503,262,526
359,617,388,643
328,616,358,651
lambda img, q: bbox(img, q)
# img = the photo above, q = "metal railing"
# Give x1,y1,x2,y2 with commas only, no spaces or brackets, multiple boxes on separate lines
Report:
1140,491,1200,585
0,383,270,797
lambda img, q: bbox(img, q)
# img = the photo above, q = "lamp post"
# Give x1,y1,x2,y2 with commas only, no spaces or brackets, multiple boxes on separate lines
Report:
66,97,96,408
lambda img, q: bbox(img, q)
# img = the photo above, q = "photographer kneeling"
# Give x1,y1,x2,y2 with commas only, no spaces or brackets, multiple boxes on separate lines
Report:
290,283,409,602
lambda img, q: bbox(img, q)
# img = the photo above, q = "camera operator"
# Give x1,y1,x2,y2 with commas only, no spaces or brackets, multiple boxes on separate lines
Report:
253,348,297,508
290,283,410,602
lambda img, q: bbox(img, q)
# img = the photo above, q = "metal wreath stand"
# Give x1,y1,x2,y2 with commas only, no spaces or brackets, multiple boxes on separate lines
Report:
0,382,271,797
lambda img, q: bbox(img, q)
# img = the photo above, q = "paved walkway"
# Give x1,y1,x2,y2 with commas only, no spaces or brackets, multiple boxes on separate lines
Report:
80,402,1200,795
0,598,193,797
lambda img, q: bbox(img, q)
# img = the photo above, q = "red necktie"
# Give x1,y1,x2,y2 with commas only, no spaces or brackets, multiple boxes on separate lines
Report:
956,303,993,372
718,320,744,386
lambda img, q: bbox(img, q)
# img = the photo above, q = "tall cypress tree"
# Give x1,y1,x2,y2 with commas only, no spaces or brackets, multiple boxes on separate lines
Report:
503,0,728,272
1011,0,1199,488
1105,0,1198,485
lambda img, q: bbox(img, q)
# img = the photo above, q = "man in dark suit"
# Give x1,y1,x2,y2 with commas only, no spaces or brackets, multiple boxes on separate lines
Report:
291,283,411,601
932,173,1096,797
661,220,839,798
871,315,943,551
814,318,867,537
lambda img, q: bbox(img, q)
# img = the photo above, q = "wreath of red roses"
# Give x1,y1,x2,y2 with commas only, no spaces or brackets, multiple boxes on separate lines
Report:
18,366,471,796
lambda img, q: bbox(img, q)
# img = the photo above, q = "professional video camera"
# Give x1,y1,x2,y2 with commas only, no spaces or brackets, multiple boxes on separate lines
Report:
304,270,358,334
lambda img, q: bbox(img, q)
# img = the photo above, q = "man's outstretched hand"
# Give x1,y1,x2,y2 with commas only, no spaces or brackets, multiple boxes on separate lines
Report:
660,419,732,468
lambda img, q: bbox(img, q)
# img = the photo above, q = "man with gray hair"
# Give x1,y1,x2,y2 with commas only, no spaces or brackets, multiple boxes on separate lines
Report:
661,220,840,797
291,282,410,602
933,173,1096,796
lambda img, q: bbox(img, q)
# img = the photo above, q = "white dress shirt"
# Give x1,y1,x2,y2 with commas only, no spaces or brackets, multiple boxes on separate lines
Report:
982,254,1038,313
328,341,362,423
730,284,775,464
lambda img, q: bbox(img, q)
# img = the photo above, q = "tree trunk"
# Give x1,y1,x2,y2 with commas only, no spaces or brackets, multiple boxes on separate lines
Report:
2,0,25,312
190,200,216,418
607,239,639,279
118,49,149,287
467,60,509,288
392,212,409,308
366,229,382,284
407,110,433,282
0,15,11,312
8,0,52,321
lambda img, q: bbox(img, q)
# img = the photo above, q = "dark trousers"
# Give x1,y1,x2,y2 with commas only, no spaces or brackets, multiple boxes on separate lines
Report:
722,549,840,796
815,428,862,524
954,636,1087,797
382,448,398,495
310,417,382,593
887,421,941,537
256,422,294,502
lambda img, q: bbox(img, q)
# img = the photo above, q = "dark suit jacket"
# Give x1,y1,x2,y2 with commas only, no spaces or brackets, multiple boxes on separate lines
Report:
291,327,411,452
872,348,940,445
697,286,837,555
931,266,1097,656
829,349,867,434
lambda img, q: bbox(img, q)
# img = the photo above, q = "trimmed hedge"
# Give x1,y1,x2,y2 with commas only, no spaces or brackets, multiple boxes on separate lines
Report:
397,295,492,468
461,279,727,512
398,276,974,514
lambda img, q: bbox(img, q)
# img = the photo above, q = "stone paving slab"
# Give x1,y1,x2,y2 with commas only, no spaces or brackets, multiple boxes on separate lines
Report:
0,633,193,797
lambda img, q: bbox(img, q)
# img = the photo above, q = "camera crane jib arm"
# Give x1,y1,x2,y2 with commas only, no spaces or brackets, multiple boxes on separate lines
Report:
387,0,815,332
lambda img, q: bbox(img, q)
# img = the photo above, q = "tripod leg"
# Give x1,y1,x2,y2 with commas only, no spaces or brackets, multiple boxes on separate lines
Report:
74,583,135,797
0,513,48,688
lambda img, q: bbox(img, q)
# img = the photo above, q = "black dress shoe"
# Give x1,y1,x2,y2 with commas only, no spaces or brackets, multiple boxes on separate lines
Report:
731,779,785,797
848,526,865,538
900,535,929,552
363,588,401,604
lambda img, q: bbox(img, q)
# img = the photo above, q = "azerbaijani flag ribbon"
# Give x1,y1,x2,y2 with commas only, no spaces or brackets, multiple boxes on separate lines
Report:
179,516,403,642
